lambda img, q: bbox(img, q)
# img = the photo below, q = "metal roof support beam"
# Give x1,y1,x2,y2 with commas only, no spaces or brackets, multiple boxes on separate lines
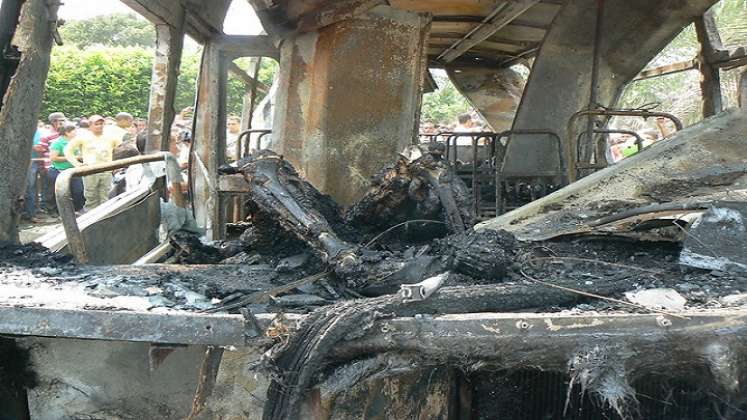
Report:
214,35,279,60
695,10,724,117
121,0,232,44
228,61,269,95
438,0,540,63
145,10,185,153
634,59,699,81
295,0,386,34
192,41,228,240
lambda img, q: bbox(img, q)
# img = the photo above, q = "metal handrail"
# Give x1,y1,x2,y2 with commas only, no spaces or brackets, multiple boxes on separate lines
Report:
566,108,683,182
55,152,182,263
239,129,272,158
575,128,646,170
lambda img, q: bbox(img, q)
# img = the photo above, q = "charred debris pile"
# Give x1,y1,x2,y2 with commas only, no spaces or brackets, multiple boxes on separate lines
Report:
2,144,743,314
199,147,747,420
150,146,746,317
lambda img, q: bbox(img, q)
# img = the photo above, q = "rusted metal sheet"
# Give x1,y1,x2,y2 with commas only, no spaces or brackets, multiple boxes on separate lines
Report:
192,41,227,240
479,109,747,241
504,0,718,179
146,16,185,153
24,338,208,420
295,0,386,34
272,5,430,206
447,66,525,132
0,307,246,345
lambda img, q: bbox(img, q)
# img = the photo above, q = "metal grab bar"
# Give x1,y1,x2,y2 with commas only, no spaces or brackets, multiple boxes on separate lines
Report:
238,129,272,159
55,152,183,264
566,108,683,182
575,128,646,170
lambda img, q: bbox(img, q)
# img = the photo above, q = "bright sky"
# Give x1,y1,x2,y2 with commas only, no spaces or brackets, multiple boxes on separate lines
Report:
2,0,263,36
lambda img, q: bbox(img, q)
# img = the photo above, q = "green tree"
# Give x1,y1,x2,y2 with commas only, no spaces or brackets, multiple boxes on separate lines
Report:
42,45,278,120
619,0,747,126
420,71,472,126
60,13,156,49
43,46,153,118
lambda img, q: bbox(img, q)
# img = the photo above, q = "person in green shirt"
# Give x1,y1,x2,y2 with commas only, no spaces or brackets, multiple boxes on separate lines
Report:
48,124,85,212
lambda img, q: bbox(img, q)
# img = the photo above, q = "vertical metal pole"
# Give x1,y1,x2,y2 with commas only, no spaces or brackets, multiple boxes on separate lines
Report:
233,57,263,223
583,0,604,174
739,69,747,109
695,11,724,118
472,136,479,218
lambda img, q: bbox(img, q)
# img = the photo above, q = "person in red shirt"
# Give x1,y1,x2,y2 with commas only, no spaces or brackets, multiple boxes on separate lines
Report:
40,112,66,215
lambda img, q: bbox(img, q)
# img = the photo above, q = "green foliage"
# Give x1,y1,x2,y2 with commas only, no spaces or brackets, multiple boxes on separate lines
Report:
619,0,747,127
60,13,156,49
224,58,278,118
420,71,472,125
42,45,278,119
45,13,280,119
43,46,153,118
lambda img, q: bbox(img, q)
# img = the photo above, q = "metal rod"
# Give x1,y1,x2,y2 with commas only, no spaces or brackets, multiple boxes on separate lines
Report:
566,108,683,182
472,135,479,217
240,129,272,157
584,0,605,173
435,2,510,61
577,128,646,159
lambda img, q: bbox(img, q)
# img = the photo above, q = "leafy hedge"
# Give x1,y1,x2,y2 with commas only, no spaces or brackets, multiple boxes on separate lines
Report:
41,46,275,120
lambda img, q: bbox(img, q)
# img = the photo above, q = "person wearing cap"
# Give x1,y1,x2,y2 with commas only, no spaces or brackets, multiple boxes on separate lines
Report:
24,112,65,222
110,112,135,143
63,114,123,209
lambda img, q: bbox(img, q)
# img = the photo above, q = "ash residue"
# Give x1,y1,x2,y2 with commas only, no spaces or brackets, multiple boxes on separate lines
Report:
0,241,73,268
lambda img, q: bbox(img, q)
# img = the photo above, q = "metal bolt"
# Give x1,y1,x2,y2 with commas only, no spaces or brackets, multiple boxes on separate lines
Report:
656,316,672,328
516,320,531,330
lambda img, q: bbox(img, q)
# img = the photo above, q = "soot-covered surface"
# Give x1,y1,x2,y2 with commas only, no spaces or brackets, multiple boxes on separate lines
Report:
471,369,740,420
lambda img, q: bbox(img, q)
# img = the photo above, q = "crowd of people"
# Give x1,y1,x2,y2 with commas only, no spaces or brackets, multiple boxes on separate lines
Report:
25,112,134,223
23,106,251,225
